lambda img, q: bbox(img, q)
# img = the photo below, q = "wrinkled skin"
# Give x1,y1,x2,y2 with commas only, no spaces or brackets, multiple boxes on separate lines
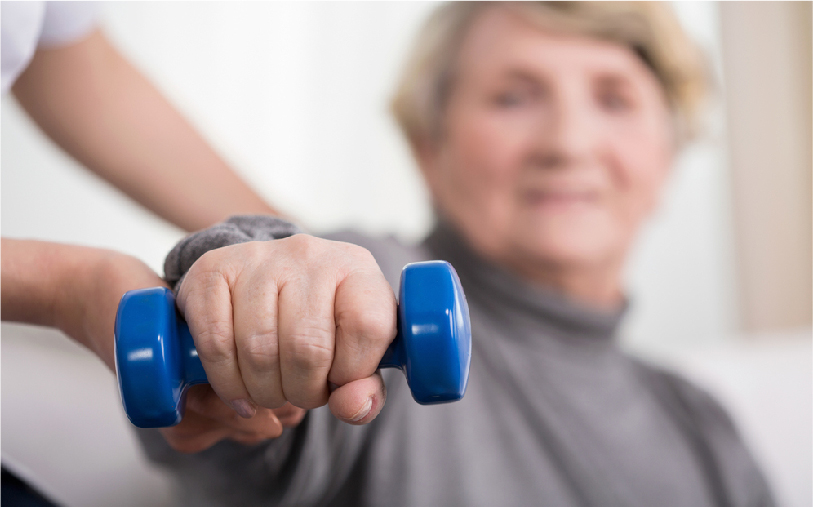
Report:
418,6,674,308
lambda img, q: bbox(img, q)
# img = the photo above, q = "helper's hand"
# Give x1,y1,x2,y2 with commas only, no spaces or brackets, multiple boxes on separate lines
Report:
78,250,307,453
59,250,170,371
2,243,300,454
160,386,306,453
175,235,396,429
69,249,306,453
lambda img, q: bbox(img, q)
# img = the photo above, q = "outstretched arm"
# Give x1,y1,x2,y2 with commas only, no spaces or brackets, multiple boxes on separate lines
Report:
12,29,278,233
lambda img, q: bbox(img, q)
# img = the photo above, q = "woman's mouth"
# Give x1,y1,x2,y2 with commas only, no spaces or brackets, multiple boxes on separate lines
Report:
522,189,599,211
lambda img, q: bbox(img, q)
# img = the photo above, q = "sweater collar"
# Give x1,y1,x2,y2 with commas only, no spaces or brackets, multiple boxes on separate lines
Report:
421,219,627,343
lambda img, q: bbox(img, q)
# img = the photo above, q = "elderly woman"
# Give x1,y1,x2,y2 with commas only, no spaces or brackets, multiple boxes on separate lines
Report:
136,2,774,506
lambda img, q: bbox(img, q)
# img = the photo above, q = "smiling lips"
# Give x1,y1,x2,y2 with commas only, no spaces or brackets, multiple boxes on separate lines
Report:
522,188,600,210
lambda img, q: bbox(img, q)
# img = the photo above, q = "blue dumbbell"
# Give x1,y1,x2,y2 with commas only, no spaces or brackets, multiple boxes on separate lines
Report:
114,260,471,428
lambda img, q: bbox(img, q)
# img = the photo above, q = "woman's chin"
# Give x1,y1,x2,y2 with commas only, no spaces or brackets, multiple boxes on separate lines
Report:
514,232,619,272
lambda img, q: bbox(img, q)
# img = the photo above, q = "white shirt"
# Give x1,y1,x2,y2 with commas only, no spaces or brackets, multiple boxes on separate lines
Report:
1,1,98,94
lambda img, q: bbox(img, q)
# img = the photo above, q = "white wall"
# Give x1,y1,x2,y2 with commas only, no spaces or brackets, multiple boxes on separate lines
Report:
2,1,735,357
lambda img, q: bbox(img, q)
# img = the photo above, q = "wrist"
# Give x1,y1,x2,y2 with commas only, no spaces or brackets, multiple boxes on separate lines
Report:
2,239,165,371
64,250,167,371
51,247,117,366
164,215,302,290
2,239,95,328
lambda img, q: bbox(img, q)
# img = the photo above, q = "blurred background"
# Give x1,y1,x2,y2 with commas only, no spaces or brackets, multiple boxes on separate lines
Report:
2,2,810,506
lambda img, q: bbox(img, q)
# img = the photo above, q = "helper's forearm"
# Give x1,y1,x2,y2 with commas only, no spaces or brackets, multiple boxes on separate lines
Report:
12,30,278,233
1,238,86,330
1,238,165,369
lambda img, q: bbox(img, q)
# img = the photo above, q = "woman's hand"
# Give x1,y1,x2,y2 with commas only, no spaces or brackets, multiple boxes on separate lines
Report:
175,234,396,429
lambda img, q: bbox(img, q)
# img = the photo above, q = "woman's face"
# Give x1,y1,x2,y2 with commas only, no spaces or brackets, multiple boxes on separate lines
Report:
420,8,674,290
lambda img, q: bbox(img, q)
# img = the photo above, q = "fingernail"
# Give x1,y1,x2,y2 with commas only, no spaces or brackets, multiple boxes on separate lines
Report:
231,399,256,419
350,397,373,422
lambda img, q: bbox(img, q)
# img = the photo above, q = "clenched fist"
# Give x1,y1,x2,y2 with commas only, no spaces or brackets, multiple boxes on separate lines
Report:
176,234,396,427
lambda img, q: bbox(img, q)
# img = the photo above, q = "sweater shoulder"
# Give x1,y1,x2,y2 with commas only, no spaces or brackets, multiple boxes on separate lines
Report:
319,229,427,290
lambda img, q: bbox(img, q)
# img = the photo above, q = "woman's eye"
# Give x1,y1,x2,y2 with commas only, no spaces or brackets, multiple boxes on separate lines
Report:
492,88,535,108
598,90,633,112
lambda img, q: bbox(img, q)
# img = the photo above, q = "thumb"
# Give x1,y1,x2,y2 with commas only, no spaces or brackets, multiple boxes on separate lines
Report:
328,371,386,425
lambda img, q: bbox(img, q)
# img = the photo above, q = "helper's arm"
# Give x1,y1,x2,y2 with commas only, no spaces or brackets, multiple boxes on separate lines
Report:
1,238,165,370
12,29,277,233
1,237,299,452
5,29,295,449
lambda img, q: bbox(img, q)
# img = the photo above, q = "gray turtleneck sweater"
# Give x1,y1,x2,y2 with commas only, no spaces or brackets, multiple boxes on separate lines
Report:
137,216,774,507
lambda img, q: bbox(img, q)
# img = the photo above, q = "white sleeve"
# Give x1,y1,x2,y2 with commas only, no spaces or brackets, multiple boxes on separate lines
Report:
38,1,98,48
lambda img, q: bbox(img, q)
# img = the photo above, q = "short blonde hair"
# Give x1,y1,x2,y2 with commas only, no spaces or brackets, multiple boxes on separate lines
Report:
391,2,710,153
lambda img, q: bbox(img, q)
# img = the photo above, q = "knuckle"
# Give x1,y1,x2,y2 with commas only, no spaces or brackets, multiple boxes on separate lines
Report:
239,330,280,371
194,322,234,364
244,377,286,410
340,308,395,344
281,234,323,260
243,380,286,410
195,248,220,269
293,393,328,411
288,329,333,371
251,393,287,411
238,241,270,266
342,243,376,267
189,249,225,280
180,262,227,303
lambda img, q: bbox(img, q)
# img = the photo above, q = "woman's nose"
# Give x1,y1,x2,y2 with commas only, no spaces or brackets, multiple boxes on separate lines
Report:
533,91,595,168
